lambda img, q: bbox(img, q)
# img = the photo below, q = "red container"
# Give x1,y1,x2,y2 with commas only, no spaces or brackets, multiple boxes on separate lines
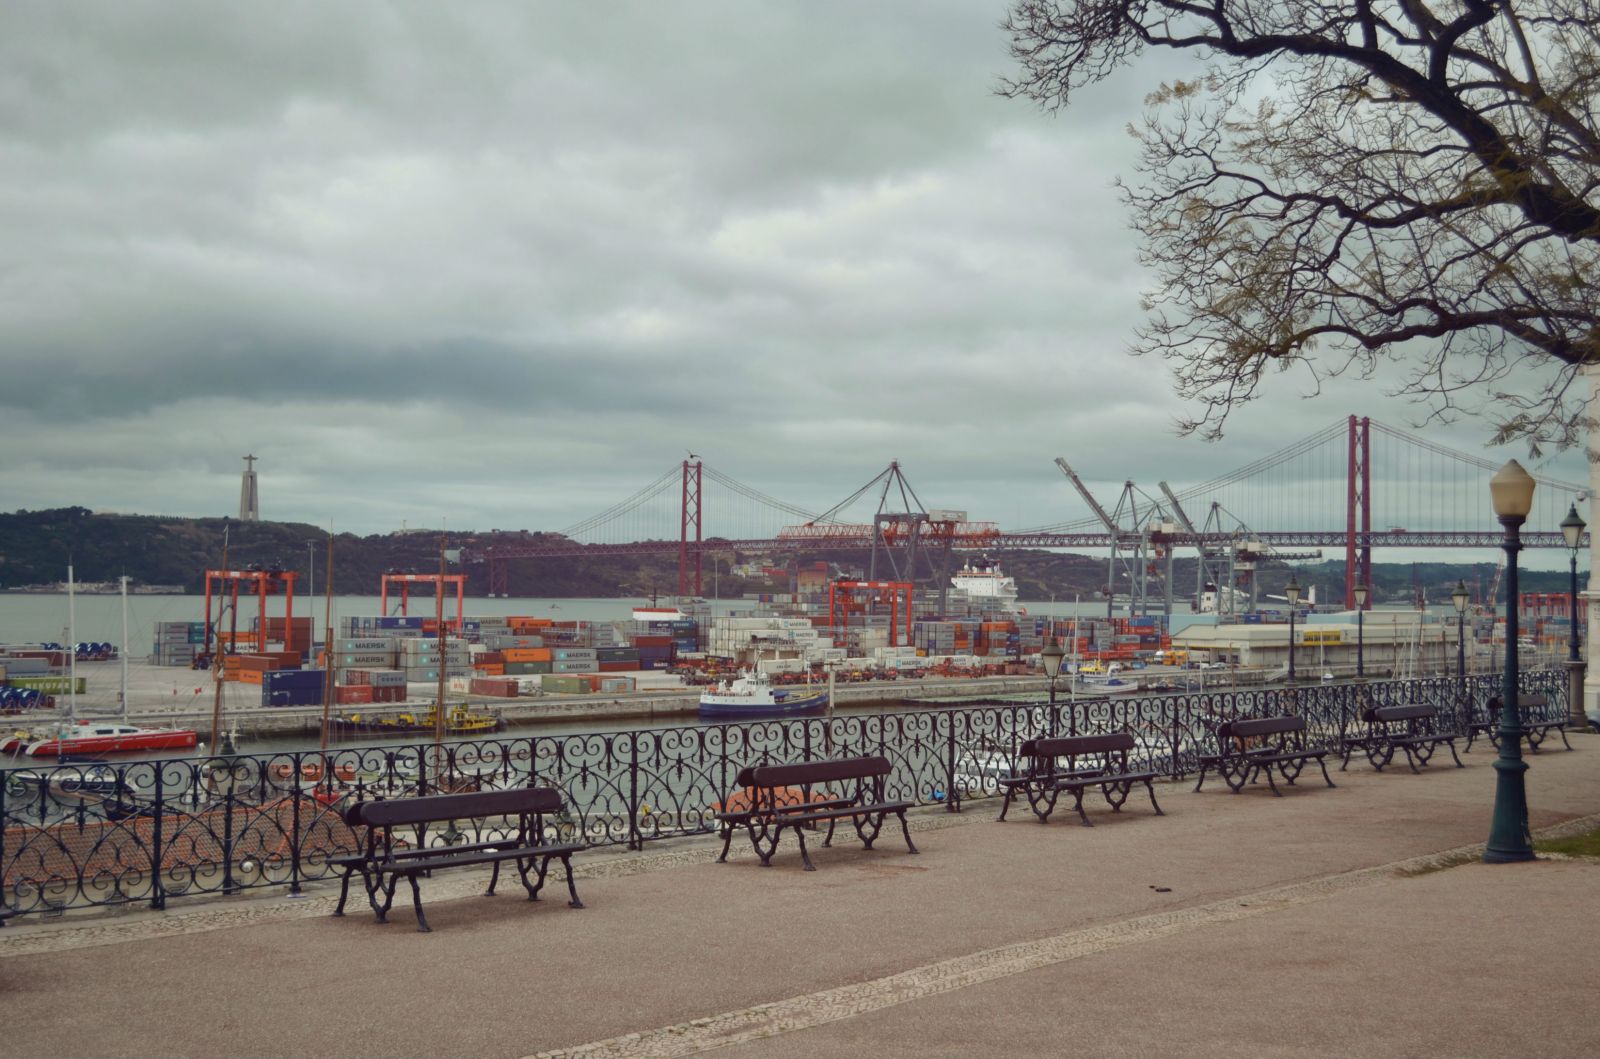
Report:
335,685,374,705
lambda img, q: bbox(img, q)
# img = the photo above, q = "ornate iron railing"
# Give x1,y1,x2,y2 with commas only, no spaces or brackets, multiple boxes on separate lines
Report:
0,671,1566,920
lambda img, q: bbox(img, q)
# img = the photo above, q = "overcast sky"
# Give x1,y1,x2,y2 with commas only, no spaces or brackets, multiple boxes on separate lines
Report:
0,1,1589,561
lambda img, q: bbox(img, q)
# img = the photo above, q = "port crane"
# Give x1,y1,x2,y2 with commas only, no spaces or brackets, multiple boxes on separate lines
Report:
1054,458,1188,618
778,461,1001,610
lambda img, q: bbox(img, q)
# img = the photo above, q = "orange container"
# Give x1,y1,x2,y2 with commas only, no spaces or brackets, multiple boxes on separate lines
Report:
503,647,553,663
238,669,263,685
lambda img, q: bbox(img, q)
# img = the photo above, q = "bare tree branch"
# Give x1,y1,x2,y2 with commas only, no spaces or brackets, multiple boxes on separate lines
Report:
1004,0,1600,448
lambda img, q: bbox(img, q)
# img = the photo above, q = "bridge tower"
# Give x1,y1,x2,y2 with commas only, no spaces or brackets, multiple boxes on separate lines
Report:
486,556,509,598
239,454,259,522
1345,416,1371,609
679,459,703,597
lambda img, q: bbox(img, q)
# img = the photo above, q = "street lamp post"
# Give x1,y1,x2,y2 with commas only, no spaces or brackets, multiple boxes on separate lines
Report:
1485,460,1536,864
1452,579,1470,730
1560,503,1587,731
1353,582,1368,678
1041,638,1066,736
1284,575,1301,683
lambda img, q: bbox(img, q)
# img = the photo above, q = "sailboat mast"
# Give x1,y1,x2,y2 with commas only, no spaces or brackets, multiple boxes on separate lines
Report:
319,531,335,753
433,537,448,748
210,526,230,752
120,575,130,721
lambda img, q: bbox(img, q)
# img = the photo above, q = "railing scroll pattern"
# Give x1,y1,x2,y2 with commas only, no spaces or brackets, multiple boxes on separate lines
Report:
0,671,1567,920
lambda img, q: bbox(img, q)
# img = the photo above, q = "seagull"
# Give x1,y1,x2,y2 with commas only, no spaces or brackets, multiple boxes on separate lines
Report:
687,451,700,459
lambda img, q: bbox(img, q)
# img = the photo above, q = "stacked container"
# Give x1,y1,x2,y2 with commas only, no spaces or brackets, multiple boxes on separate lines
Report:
153,621,206,666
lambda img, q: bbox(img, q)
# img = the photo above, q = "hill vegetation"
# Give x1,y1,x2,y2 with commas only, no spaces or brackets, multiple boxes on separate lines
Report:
0,508,1581,605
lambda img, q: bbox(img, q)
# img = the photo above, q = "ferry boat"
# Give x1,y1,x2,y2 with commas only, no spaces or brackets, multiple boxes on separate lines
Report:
698,670,828,719
950,556,1021,611
3,721,198,758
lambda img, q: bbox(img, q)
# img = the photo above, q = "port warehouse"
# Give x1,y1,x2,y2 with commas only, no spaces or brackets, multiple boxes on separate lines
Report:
1,589,1583,710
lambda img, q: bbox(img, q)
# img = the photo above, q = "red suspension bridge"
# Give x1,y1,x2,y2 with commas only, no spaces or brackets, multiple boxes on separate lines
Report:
460,415,1586,609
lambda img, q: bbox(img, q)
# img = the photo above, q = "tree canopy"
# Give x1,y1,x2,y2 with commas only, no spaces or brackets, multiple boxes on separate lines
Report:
1004,0,1600,449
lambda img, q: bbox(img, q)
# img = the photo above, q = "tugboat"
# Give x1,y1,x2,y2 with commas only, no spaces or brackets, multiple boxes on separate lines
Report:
698,669,828,720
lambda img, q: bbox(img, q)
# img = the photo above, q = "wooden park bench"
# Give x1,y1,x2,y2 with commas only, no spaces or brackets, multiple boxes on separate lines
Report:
996,733,1164,826
330,787,586,932
1340,703,1464,773
1194,715,1336,797
1465,694,1573,754
715,755,918,871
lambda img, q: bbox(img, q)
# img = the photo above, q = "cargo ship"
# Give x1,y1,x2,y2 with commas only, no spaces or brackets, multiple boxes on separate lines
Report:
949,556,1020,611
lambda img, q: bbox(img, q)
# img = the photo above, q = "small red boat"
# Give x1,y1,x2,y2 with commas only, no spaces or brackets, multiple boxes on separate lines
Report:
5,721,198,757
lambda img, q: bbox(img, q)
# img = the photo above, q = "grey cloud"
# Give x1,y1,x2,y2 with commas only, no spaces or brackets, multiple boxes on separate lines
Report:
0,2,1585,545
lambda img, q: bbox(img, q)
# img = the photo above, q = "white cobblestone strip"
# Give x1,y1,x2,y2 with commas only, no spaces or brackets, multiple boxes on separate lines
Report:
525,814,1600,1059
0,807,979,957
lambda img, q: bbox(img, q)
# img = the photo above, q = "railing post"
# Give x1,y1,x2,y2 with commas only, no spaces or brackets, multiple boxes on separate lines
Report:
221,767,238,895
627,735,641,851
0,762,8,914
150,766,166,910
945,712,960,813
288,752,303,896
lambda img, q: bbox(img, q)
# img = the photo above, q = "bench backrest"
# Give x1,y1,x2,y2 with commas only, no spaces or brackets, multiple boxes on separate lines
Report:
1364,704,1437,724
1021,733,1135,759
1218,716,1305,741
356,787,564,829
746,755,891,789
1486,693,1549,715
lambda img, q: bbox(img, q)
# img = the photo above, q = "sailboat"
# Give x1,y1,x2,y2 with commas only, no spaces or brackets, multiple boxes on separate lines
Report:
3,573,198,757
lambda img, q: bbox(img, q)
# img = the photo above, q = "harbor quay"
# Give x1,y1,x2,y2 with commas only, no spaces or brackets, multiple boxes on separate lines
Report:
1,729,1595,1058
3,657,1064,739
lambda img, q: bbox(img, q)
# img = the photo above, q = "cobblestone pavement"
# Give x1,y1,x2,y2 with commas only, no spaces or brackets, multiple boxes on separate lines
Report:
2,737,1597,1059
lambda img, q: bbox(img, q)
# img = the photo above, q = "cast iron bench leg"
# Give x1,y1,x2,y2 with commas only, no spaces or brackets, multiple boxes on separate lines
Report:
1448,740,1465,768
717,819,737,863
898,811,919,854
333,866,358,917
561,854,584,908
794,825,817,871
1144,779,1164,816
1070,786,1093,827
1316,756,1336,788
485,859,502,897
996,784,1017,822
407,874,430,933
1027,782,1059,824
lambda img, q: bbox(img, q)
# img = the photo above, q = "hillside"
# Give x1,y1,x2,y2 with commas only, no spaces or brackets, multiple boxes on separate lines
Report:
0,508,1583,604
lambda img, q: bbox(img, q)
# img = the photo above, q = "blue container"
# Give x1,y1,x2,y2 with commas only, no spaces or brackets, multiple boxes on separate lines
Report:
264,669,326,690
377,617,425,629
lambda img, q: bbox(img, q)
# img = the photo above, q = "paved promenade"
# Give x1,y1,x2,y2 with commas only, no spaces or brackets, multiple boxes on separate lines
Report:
3,736,1597,1058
